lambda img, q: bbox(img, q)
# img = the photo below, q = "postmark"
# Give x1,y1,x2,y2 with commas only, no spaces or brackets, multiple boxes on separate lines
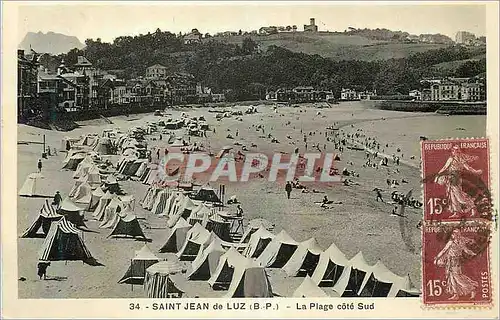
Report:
422,220,492,306
421,138,491,222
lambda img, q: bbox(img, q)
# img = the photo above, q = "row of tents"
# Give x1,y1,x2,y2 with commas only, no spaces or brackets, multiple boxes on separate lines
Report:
153,216,420,298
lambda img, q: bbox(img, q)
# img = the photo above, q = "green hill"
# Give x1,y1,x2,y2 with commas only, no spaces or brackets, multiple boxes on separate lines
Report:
208,32,450,61
431,53,486,73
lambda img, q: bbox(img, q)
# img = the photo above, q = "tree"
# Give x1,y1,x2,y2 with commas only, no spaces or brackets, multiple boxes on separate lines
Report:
241,37,258,55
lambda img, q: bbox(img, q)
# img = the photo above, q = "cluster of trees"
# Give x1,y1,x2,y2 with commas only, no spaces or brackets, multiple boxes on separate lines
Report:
344,28,453,44
44,31,486,102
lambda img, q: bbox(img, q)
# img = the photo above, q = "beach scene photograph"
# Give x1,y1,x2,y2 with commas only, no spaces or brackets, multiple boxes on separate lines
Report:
15,3,487,299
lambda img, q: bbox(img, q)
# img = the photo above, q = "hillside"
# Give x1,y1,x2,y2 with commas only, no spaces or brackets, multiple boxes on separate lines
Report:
208,32,450,61
19,31,85,54
431,54,486,74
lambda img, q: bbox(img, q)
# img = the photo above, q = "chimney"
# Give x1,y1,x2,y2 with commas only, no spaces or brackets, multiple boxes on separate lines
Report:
310,18,315,26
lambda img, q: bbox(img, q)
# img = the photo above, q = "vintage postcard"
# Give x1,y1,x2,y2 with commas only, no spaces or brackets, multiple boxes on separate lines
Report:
1,1,498,319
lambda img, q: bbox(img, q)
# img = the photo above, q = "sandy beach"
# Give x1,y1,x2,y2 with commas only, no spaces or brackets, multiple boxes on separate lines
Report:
17,101,486,298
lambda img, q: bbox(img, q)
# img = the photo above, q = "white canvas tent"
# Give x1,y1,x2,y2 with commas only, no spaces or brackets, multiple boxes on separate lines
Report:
92,191,114,219
94,137,114,155
225,256,273,298
159,217,192,253
242,226,275,258
292,275,328,298
332,251,373,297
186,203,211,227
19,173,47,197
141,186,162,211
99,197,125,228
256,230,298,268
108,212,147,240
239,218,274,243
73,182,92,205
62,150,88,170
85,165,102,188
69,175,88,198
283,237,323,277
193,185,221,203
187,237,226,280
72,156,94,179
176,223,211,261
119,195,136,211
208,247,245,290
357,260,417,297
88,187,105,211
311,242,349,287
119,245,160,285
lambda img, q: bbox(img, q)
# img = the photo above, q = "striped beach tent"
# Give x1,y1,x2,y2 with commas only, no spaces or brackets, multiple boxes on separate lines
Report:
38,217,93,263
151,189,170,215
21,200,62,238
144,260,187,298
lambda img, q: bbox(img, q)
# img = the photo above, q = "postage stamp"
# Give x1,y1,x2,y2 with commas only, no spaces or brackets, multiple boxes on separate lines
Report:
422,220,492,306
421,138,491,222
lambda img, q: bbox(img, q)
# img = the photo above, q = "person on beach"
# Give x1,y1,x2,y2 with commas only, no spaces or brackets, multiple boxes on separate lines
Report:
285,181,292,199
375,188,384,202
53,191,62,209
37,261,51,280
321,195,329,208
37,159,43,172
236,205,243,217
391,206,398,216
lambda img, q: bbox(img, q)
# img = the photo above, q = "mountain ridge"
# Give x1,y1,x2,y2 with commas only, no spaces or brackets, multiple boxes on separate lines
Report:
19,31,85,54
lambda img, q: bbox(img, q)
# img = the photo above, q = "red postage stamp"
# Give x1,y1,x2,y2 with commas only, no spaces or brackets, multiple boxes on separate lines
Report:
421,138,491,222
422,220,492,306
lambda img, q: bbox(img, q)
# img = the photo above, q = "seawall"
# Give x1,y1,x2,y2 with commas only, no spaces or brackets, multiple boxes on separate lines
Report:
363,100,487,115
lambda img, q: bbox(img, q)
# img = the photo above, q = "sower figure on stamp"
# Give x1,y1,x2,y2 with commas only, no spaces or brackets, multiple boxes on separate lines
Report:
434,145,482,217
434,229,478,300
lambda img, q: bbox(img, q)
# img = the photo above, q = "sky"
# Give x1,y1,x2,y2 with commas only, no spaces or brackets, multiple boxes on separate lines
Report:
17,2,486,43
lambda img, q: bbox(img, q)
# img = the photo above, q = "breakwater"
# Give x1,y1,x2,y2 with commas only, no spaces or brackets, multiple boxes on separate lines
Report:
363,100,486,115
